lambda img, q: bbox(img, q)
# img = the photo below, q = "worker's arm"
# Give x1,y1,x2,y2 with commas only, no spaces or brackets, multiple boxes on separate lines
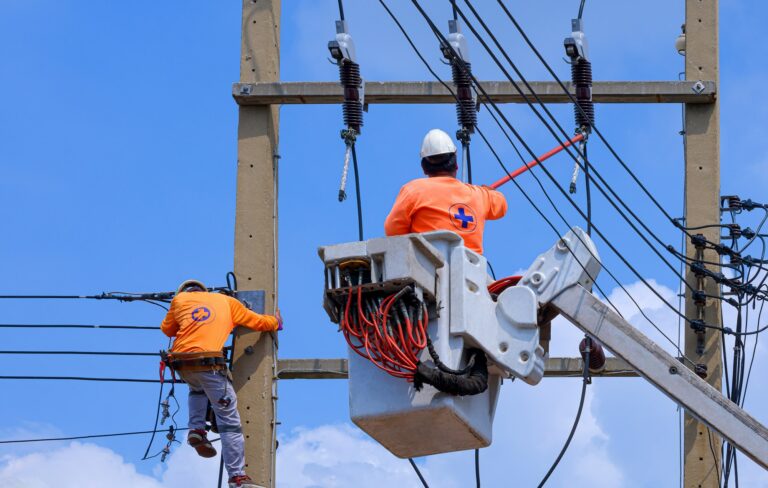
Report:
483,186,508,220
384,185,415,236
160,301,179,337
227,296,279,332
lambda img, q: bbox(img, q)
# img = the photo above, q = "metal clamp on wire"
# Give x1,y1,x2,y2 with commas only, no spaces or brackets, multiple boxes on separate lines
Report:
441,19,476,183
564,18,594,194
328,20,364,202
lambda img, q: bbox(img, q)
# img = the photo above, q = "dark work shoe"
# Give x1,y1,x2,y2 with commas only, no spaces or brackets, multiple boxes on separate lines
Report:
187,429,217,458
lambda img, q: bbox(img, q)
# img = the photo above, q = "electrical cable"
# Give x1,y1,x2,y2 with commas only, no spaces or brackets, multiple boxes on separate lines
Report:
337,0,345,21
578,0,587,19
380,0,696,363
408,458,430,488
0,350,159,357
454,0,697,297
0,376,169,383
475,448,481,488
494,0,687,232
0,324,159,330
0,428,189,445
536,337,591,487
351,144,365,241
408,0,700,362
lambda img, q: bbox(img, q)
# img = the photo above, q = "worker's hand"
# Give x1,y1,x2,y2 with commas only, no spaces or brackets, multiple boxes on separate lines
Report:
276,308,284,331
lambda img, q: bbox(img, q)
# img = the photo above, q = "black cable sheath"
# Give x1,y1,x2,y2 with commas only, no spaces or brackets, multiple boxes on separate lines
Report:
378,0,692,360
1,428,188,445
410,0,700,349
0,376,169,383
351,143,364,241
337,0,345,20
537,339,591,487
466,141,473,184
475,448,481,488
0,324,159,330
0,350,158,356
408,458,430,488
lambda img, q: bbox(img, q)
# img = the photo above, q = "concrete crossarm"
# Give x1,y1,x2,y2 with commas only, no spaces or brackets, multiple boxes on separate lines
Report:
551,284,768,470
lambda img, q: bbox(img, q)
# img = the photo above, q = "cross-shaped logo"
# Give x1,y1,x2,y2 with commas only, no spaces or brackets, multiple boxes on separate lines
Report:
191,306,212,322
449,203,477,233
454,207,474,229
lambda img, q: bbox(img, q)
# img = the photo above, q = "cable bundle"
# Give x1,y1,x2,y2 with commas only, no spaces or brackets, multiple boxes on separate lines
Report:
487,275,522,296
339,285,428,380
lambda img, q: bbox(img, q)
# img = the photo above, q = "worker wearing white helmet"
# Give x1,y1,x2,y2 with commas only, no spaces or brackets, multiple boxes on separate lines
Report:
384,129,507,254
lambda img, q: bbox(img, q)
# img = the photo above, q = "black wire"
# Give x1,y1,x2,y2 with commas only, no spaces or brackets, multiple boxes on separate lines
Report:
451,0,458,20
380,0,697,361
409,0,698,360
408,458,430,488
0,350,159,356
142,377,167,460
337,0,345,21
578,0,587,19
466,141,473,184
0,376,168,383
584,143,592,236
493,0,686,231
707,428,723,488
1,427,188,445
475,448,481,487
454,0,697,299
487,261,497,280
351,143,364,241
0,324,158,330
537,337,591,487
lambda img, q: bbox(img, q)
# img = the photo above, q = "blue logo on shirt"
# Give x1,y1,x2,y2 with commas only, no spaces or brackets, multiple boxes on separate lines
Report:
449,203,477,232
191,306,212,322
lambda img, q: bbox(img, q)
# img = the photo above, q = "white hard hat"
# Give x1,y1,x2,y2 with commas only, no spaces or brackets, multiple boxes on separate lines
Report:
420,129,457,159
177,279,206,295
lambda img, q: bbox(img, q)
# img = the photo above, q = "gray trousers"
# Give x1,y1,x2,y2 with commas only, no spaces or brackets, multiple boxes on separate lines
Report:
180,369,245,478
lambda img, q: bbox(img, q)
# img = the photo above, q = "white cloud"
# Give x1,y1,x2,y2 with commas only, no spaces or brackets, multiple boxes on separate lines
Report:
0,440,224,488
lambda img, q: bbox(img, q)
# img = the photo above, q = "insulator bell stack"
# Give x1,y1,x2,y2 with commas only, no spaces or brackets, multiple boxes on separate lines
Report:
340,60,363,134
571,58,594,131
451,60,476,134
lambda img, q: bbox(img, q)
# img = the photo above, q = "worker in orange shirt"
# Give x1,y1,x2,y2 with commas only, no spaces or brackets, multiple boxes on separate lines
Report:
160,279,282,488
385,129,507,254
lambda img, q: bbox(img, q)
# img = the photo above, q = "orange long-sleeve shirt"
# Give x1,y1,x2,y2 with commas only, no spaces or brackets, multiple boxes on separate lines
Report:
384,176,507,254
161,291,278,353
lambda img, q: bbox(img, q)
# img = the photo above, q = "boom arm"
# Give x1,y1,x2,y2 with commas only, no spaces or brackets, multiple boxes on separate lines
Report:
524,228,768,469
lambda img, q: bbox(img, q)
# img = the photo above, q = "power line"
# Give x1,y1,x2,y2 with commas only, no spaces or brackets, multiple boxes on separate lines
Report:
0,351,159,356
0,376,167,383
0,324,159,330
0,428,188,445
406,0,697,364
408,458,430,488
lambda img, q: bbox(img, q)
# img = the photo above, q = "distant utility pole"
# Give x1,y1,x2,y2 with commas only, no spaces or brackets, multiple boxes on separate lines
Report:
232,0,280,486
231,2,722,487
683,0,722,487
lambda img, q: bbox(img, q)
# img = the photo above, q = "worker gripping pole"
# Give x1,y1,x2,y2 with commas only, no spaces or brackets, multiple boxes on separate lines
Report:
442,19,477,183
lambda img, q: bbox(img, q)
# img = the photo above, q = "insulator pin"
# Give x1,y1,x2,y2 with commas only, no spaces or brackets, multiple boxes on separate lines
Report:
451,62,476,131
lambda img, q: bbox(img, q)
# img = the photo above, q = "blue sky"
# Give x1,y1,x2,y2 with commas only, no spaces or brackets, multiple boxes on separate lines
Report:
2,1,768,487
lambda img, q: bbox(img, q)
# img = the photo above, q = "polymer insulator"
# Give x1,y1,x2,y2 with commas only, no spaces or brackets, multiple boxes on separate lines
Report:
451,61,476,132
339,61,363,133
571,59,594,130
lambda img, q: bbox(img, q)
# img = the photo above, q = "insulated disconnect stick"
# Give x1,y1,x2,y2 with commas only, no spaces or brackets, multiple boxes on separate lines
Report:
488,133,584,190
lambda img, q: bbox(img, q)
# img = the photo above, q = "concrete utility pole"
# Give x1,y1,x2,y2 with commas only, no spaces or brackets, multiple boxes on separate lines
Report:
683,0,722,487
232,0,280,486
